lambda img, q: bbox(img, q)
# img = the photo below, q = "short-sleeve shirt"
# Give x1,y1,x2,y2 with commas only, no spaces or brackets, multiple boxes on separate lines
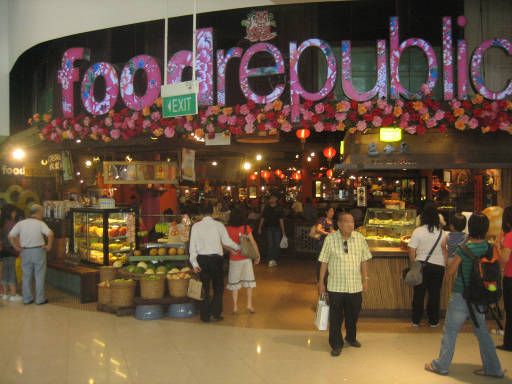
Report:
408,225,447,267
453,241,490,294
226,225,252,261
9,218,52,248
262,205,283,228
503,231,512,277
318,231,372,293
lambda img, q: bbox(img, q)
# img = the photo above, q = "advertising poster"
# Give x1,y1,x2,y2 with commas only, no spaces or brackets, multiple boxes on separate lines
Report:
181,148,196,182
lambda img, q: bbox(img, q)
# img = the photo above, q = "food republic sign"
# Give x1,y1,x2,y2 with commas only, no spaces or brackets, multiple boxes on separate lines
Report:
58,16,512,122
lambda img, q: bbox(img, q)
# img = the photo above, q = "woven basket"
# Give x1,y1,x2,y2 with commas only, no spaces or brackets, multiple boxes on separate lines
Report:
110,280,136,307
167,277,190,298
97,281,111,304
140,276,165,299
99,266,117,282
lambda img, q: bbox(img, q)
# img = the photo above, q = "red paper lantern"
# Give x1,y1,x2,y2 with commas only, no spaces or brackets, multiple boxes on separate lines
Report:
274,169,283,177
296,128,311,143
326,169,333,178
292,171,302,181
279,173,285,179
260,170,271,181
323,146,337,160
249,174,257,181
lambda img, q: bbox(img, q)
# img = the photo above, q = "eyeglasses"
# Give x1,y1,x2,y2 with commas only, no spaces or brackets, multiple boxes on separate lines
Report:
343,240,348,254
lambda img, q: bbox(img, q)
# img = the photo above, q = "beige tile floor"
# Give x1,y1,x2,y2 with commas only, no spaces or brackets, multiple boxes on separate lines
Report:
0,259,510,384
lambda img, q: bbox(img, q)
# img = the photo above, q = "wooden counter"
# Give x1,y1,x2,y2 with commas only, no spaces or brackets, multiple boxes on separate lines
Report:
363,246,454,316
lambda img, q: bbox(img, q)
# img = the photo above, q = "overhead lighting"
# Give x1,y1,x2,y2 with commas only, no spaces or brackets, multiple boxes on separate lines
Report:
307,156,312,162
212,161,218,166
310,152,316,157
295,154,299,159
93,156,100,162
12,148,26,161
166,158,171,162
125,155,133,162
80,179,84,184
76,171,81,176
40,159,48,166
243,161,252,171
150,136,158,141
85,160,92,168
380,127,402,142
226,186,231,191
76,139,82,144
256,154,262,161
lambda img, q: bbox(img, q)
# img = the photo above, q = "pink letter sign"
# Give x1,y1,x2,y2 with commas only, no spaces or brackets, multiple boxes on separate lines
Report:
81,62,119,115
471,39,512,100
341,40,387,101
289,39,337,121
239,43,285,104
167,28,213,105
120,55,162,110
389,16,439,99
217,48,243,106
58,47,90,118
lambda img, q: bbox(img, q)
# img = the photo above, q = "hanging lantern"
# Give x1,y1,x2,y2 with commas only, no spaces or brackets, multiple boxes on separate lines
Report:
260,170,271,181
249,174,257,181
323,146,337,160
296,128,311,144
279,173,285,179
326,169,333,178
292,171,302,181
274,169,283,177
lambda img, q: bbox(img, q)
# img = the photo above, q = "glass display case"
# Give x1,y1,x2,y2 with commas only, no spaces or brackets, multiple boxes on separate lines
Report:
70,208,138,266
362,208,416,247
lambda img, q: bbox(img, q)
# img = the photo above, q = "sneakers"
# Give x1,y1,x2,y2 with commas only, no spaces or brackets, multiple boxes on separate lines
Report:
9,295,23,302
1,294,9,300
268,260,278,268
411,322,420,327
429,323,440,328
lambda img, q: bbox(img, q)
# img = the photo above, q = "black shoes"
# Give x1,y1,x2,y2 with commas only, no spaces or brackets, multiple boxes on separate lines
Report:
36,300,48,305
23,300,33,305
497,345,512,352
211,316,224,322
330,348,342,357
345,339,362,348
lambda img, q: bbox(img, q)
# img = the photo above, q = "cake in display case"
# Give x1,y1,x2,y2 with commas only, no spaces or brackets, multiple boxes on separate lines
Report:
70,208,138,266
362,208,416,247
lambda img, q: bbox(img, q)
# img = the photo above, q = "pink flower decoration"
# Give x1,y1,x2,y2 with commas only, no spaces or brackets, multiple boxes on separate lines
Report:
377,99,388,110
74,123,82,132
302,110,313,121
356,120,367,131
372,116,383,127
205,106,214,117
420,84,432,95
281,121,292,132
142,120,151,129
264,102,273,112
127,119,135,129
83,117,90,127
244,123,255,134
151,111,161,121
131,112,139,121
426,119,437,128
468,118,478,129
218,114,228,124
450,100,461,109
335,113,347,122
239,105,250,115
384,105,393,115
206,123,215,133
164,126,175,138
405,125,417,134
184,122,193,131
110,129,121,139
419,107,428,115
282,105,291,117
460,115,470,124
63,120,69,129
363,101,372,109
245,114,256,124
104,117,112,127
314,103,325,114
314,122,324,132
434,110,445,120
396,100,404,108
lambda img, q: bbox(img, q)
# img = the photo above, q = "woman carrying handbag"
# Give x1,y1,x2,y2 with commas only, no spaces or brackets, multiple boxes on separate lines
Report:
226,208,261,314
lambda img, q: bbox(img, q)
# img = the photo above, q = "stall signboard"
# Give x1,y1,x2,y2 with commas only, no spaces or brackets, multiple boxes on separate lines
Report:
357,186,367,207
47,153,63,171
161,81,198,118
56,15,512,122
103,161,178,184
181,148,196,182
61,151,74,181
1,164,51,178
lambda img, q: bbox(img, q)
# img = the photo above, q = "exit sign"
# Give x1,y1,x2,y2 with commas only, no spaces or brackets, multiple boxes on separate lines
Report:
161,81,198,118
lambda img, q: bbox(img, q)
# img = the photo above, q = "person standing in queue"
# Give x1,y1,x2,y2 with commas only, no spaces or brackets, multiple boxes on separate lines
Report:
318,212,372,357
258,195,285,268
497,206,512,352
189,204,240,323
8,204,53,305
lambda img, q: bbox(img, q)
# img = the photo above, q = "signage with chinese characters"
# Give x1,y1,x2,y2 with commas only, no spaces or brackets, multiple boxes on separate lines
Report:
47,153,63,171
103,161,178,184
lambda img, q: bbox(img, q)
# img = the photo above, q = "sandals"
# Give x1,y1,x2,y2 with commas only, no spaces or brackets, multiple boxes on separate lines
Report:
473,369,505,379
247,308,255,314
424,363,448,376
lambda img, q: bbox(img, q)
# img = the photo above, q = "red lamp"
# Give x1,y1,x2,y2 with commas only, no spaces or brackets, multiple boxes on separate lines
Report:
260,170,271,181
274,169,283,177
296,128,311,143
323,146,337,160
292,171,302,181
326,169,333,178
249,174,257,181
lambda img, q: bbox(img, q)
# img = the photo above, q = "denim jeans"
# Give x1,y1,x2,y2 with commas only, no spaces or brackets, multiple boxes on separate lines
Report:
265,227,281,262
432,293,503,375
21,248,47,304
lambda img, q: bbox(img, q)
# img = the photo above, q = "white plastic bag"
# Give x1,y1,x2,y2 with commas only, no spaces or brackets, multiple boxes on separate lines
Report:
280,235,288,249
314,294,329,331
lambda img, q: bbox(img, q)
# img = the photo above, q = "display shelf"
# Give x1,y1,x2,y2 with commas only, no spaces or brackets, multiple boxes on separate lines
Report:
145,242,186,249
108,235,128,241
128,255,189,262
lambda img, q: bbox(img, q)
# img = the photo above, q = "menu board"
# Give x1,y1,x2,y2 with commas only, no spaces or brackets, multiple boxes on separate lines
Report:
103,161,178,184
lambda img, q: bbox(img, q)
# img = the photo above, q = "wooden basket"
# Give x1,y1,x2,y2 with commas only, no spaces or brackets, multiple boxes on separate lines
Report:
167,277,190,298
97,281,111,305
99,266,118,282
140,276,166,299
110,280,136,307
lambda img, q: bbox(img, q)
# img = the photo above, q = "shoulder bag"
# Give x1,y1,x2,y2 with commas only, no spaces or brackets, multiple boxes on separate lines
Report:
403,230,442,287
240,225,259,260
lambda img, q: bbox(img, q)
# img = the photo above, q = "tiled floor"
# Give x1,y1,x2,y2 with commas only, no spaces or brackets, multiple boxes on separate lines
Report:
0,258,510,384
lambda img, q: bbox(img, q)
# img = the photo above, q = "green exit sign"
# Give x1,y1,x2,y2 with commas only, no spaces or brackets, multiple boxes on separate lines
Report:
161,81,198,118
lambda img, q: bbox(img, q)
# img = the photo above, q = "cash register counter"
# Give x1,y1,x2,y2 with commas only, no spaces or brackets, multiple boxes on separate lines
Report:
364,246,453,316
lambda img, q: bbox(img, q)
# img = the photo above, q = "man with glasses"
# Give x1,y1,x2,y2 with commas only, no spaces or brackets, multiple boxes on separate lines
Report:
318,212,372,357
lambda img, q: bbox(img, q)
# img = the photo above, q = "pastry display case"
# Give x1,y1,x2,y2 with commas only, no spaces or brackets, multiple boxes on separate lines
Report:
70,208,138,266
361,208,416,247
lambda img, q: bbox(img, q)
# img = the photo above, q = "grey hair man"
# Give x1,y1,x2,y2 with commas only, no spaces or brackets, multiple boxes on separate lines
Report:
8,204,53,305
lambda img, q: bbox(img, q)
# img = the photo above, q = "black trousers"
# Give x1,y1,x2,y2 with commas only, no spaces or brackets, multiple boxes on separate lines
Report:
197,254,224,322
328,291,362,350
503,277,512,348
412,263,445,325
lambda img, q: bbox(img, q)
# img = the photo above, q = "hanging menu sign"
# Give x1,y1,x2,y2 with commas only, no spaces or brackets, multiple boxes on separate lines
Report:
103,161,178,184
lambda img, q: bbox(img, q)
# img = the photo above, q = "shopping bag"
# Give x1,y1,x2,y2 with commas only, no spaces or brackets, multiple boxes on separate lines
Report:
187,278,204,301
280,235,288,249
15,257,22,285
240,226,258,260
314,294,329,331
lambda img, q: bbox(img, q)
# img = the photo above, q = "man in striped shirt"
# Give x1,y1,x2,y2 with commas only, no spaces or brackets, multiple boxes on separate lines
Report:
318,212,372,357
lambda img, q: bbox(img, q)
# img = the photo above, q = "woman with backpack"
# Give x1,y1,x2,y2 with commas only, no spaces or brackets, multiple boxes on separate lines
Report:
425,213,504,378
497,206,512,352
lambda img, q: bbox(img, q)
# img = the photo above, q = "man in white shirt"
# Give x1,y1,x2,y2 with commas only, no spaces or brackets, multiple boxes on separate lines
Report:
9,204,53,305
189,204,239,322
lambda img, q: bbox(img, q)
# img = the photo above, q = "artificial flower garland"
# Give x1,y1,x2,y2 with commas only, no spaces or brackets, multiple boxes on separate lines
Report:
33,92,512,143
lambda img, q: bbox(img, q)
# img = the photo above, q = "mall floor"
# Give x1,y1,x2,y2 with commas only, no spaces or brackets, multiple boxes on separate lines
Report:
0,259,510,384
